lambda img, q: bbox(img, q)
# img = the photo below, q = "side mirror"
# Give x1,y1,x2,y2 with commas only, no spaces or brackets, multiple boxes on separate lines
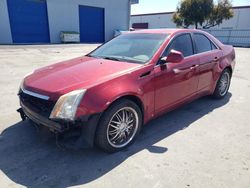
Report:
160,50,184,64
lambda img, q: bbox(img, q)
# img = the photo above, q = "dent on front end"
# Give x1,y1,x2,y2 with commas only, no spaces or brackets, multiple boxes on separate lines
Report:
17,81,101,148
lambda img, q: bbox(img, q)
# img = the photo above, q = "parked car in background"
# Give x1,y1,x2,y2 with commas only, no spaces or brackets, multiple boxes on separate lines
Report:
18,29,235,152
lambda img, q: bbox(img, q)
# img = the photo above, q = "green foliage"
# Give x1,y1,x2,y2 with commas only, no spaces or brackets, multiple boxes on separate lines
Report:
172,0,234,29
203,0,234,29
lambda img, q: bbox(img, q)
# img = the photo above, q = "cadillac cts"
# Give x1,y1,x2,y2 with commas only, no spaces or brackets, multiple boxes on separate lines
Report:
18,29,235,152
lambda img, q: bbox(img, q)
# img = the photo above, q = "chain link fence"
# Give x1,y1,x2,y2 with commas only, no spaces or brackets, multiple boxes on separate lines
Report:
204,29,250,47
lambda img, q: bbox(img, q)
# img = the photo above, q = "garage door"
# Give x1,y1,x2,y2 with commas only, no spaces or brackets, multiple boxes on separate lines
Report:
7,0,50,43
79,5,105,43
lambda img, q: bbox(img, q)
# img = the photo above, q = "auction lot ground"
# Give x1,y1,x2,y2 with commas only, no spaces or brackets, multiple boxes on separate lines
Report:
0,45,249,188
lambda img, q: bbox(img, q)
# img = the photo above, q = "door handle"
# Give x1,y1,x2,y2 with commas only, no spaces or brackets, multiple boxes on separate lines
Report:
173,68,190,74
190,64,199,70
173,65,199,74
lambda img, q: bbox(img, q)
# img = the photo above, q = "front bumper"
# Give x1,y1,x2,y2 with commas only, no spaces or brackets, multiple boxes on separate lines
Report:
20,101,64,132
18,101,101,148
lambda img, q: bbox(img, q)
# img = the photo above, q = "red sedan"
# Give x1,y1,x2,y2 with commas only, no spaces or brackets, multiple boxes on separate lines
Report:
18,29,235,152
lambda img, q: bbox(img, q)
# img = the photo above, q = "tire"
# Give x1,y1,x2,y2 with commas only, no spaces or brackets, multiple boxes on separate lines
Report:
95,99,143,153
212,68,231,99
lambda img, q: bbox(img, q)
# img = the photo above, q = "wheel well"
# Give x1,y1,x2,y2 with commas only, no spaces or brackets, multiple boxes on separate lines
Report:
94,95,144,144
111,95,144,116
225,66,232,76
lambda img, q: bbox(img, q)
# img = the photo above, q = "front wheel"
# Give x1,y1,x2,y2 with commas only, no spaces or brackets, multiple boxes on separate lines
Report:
95,99,142,153
212,69,231,99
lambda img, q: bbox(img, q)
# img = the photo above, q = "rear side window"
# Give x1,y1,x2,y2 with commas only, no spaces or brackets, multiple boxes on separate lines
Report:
163,34,194,57
194,33,217,53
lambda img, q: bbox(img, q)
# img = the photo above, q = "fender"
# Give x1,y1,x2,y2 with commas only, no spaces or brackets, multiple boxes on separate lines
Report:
210,46,235,94
76,66,155,123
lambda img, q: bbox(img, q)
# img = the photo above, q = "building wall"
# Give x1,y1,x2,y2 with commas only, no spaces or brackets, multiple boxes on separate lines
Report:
215,7,250,29
131,6,250,30
0,0,12,44
47,0,130,43
0,0,130,44
131,13,175,29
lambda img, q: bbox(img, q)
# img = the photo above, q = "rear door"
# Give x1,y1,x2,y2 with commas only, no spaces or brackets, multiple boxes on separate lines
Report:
193,33,223,91
154,33,200,114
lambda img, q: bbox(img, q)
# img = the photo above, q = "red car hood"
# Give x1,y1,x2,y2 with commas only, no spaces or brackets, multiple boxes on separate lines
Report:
23,56,141,100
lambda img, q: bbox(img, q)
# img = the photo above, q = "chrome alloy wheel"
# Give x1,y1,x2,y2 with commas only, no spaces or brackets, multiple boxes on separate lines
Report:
218,71,230,96
106,107,139,148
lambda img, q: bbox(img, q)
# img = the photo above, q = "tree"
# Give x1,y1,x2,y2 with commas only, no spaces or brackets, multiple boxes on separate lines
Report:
173,0,234,29
203,0,234,29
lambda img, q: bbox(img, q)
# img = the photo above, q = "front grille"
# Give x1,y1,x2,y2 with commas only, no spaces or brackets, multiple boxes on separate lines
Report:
19,91,55,118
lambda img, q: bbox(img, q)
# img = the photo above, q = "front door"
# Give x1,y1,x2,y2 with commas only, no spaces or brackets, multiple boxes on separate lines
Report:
153,33,199,114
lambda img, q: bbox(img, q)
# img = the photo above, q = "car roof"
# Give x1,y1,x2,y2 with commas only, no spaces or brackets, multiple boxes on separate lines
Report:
131,28,198,35
130,28,223,49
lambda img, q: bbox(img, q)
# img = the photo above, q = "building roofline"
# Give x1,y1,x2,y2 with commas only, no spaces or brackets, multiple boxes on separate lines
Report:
131,12,174,17
232,5,250,9
131,5,250,17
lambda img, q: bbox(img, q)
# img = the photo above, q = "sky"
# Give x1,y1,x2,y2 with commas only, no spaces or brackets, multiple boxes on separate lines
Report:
131,0,250,15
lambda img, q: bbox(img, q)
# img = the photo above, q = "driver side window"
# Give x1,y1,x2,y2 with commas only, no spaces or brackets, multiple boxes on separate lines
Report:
162,34,194,57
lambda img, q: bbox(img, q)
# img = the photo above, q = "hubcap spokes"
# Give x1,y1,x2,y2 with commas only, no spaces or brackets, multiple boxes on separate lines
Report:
107,107,138,148
219,72,230,96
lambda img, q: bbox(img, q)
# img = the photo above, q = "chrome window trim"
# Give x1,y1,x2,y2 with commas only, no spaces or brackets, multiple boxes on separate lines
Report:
154,31,222,68
21,88,50,100
158,31,220,58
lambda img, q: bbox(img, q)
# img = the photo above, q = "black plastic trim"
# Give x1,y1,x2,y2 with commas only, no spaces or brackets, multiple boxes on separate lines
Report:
21,101,63,132
19,100,102,148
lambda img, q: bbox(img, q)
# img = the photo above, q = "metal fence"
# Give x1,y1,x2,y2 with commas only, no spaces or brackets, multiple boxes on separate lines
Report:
204,29,250,47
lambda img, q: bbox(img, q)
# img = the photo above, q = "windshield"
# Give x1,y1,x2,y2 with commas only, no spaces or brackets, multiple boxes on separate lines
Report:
89,33,168,64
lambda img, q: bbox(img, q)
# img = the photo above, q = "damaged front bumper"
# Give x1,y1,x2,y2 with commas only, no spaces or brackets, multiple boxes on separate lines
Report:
17,101,101,148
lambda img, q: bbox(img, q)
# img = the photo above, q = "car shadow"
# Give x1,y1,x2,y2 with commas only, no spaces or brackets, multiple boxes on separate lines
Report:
0,93,231,187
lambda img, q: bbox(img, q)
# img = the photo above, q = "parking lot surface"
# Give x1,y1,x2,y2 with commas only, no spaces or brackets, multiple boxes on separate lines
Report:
0,45,249,188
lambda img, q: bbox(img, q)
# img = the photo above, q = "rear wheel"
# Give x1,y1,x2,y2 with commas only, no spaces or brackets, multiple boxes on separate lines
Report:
213,69,231,99
95,99,142,153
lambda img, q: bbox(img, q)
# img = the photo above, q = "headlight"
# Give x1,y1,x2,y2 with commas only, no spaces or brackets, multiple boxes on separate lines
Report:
49,89,86,121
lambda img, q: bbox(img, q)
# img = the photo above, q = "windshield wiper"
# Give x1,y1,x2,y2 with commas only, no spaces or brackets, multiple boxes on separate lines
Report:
86,54,103,59
102,56,121,61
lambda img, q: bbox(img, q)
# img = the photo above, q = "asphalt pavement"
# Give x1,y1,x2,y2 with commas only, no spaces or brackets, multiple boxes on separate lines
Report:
0,44,249,188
